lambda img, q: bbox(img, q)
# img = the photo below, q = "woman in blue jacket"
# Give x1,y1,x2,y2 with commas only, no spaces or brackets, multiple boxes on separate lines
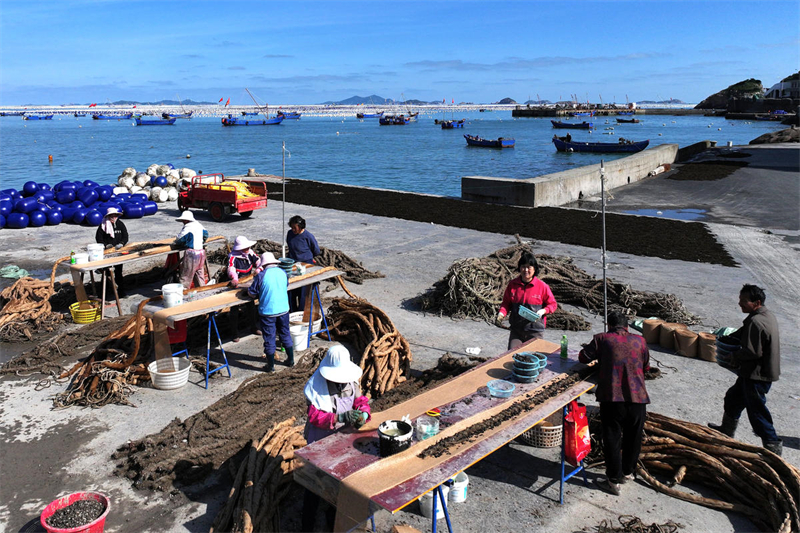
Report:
248,252,294,372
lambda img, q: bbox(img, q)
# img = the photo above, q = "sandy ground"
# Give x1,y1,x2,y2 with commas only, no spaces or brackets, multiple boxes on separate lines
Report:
0,145,797,533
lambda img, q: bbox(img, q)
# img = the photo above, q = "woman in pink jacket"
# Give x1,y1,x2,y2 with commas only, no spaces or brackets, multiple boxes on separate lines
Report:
302,345,371,530
497,252,558,349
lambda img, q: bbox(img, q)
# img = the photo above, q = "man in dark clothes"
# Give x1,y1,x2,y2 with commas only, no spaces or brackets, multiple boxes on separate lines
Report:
579,310,650,495
709,284,782,456
95,207,129,297
286,215,320,311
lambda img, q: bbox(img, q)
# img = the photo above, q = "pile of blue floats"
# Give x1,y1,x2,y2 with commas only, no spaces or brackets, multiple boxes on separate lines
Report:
0,180,159,229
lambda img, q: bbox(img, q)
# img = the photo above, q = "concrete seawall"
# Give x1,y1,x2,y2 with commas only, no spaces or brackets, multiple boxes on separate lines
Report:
461,144,679,207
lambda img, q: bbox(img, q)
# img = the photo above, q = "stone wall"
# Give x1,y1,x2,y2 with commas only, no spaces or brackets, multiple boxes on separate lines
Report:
728,97,800,113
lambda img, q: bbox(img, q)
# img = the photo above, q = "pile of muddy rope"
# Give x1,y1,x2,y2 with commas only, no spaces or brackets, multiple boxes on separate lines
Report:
207,239,384,285
415,243,697,328
595,515,682,533
210,418,306,533
636,413,799,533
325,297,412,399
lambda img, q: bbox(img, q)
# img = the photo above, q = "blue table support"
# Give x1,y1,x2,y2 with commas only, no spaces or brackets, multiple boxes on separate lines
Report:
306,283,332,346
431,484,454,533
559,404,588,504
205,312,231,389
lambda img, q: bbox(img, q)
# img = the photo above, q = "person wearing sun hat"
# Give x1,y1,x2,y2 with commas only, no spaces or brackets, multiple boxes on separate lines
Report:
301,344,371,530
226,236,262,342
95,207,129,297
247,252,293,372
173,210,209,289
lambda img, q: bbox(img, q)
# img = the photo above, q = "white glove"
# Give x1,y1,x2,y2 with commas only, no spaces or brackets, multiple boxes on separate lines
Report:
536,309,547,318
495,313,505,327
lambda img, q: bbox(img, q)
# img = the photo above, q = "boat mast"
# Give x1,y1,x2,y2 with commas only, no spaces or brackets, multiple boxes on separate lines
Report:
245,88,268,119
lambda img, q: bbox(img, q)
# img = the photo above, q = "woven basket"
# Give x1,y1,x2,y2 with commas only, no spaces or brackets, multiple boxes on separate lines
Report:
69,301,100,324
520,414,563,448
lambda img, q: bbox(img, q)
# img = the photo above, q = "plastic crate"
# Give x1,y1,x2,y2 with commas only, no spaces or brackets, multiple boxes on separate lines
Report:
520,414,563,448
69,301,100,324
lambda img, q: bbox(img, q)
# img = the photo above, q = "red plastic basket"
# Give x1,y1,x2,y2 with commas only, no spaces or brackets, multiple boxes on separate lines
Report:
40,491,110,533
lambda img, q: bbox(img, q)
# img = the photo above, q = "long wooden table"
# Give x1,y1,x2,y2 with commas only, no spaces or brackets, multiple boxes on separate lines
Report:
141,265,344,359
294,339,596,531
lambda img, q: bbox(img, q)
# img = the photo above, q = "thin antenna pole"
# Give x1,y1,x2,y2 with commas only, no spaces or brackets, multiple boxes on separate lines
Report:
282,141,287,258
601,160,608,330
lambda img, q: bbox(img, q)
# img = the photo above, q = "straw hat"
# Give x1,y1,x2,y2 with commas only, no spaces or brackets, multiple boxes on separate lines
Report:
319,345,363,384
232,236,257,251
104,207,122,217
176,211,195,223
260,252,280,265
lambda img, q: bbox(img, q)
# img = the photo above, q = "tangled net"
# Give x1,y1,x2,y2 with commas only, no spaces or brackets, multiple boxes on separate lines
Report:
415,243,697,328
207,239,384,285
595,516,682,533
325,296,412,399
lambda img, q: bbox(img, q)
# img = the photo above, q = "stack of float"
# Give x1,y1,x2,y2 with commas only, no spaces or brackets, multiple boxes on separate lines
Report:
0,178,159,230
642,319,718,362
114,164,197,203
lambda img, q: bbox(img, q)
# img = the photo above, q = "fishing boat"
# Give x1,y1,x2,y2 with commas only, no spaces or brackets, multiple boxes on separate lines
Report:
441,119,465,129
356,111,384,119
135,117,177,126
616,118,640,124
222,114,284,126
1,111,26,116
277,111,301,119
379,114,410,125
464,134,515,148
23,114,54,120
241,111,260,116
551,120,593,129
616,111,635,115
162,111,193,119
552,136,649,153
92,113,133,120
74,113,87,117
567,112,592,117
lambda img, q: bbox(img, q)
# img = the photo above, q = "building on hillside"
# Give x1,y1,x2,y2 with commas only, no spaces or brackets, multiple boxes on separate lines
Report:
765,74,800,99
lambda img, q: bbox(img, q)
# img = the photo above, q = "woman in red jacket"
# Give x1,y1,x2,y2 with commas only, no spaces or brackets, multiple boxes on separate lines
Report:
497,252,558,349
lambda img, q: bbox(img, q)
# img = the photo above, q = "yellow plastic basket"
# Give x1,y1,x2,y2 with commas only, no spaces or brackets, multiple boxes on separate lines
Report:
69,301,101,324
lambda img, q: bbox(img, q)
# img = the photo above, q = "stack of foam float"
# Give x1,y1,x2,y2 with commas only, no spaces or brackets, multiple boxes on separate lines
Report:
642,319,716,362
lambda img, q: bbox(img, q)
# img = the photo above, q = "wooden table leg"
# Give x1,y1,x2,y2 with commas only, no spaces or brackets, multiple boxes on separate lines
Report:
100,270,107,320
72,270,89,302
89,270,97,297
108,268,123,317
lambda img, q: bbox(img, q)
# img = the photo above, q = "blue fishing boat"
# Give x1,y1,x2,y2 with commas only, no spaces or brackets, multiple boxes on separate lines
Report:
135,117,177,126
568,112,592,117
222,114,284,126
23,114,54,120
379,114,410,125
241,111,260,116
356,111,384,119
74,113,87,117
552,136,649,153
616,111,635,115
92,113,133,120
616,118,640,124
441,119,465,129
277,111,301,119
1,111,26,116
464,134,515,148
162,111,193,119
551,120,593,130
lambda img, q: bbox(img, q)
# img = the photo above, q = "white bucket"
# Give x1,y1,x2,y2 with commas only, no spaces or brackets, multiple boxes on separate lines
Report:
449,472,469,503
86,243,105,262
289,311,322,332
148,357,191,390
73,253,89,265
162,283,184,308
290,323,309,351
419,485,450,520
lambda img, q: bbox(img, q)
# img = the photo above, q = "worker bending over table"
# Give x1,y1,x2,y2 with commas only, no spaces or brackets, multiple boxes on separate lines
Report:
173,211,209,289
496,252,557,348
227,235,262,342
302,345,371,531
95,207,129,297
247,252,294,372
579,310,650,496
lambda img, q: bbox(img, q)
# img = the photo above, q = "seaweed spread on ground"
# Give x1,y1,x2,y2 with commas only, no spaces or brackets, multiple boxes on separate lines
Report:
666,161,749,181
594,515,682,533
324,296,412,399
585,411,799,533
207,239,384,285
414,243,698,328
418,364,597,459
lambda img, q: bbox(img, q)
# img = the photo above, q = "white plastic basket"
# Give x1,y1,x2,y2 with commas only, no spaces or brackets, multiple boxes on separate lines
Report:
148,357,191,390
520,413,563,448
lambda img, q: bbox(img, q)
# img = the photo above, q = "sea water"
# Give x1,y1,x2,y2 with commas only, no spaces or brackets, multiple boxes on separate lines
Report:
0,111,784,197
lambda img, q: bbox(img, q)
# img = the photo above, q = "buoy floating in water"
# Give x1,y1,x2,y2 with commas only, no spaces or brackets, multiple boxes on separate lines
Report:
48,155,53,163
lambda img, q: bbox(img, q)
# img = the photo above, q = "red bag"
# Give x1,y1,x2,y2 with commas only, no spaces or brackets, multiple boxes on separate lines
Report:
564,401,591,466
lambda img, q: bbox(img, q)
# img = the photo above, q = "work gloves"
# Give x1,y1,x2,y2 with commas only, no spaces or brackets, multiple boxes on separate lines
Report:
105,244,113,249
230,278,239,288
337,409,366,428
494,313,505,328
536,309,547,318
115,244,124,250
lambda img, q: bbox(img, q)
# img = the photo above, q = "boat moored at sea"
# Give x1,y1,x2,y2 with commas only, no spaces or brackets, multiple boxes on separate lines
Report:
23,114,54,120
222,114,284,126
379,114,410,125
441,119,465,129
464,134,515,148
277,111,301,119
616,118,640,124
162,111,193,119
135,117,177,126
552,136,649,153
551,120,593,129
92,113,133,120
356,111,384,119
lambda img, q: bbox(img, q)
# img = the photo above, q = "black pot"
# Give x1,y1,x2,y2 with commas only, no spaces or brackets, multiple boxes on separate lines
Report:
378,420,413,457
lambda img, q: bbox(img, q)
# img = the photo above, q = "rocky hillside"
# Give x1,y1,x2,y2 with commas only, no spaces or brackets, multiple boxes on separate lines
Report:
694,78,763,109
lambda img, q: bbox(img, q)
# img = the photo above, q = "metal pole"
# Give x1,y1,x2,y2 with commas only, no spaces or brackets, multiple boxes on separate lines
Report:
601,160,608,330
282,141,287,258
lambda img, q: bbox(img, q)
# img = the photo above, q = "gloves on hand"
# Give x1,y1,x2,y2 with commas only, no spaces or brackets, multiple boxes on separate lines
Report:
536,309,547,318
336,410,363,426
353,410,368,429
105,244,113,250
115,244,123,250
230,278,239,288
494,313,505,327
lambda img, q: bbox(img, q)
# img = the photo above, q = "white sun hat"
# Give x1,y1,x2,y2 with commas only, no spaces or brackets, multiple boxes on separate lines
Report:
232,236,257,251
104,207,122,217
176,211,195,223
319,345,363,384
260,252,280,265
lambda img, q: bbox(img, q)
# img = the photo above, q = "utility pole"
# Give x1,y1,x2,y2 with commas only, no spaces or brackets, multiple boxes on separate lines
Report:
601,160,608,330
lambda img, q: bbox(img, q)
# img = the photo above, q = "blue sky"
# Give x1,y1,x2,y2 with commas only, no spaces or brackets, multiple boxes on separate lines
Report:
1,0,798,105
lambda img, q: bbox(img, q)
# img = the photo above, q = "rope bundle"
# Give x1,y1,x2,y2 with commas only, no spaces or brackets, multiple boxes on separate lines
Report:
210,418,307,533
325,297,412,399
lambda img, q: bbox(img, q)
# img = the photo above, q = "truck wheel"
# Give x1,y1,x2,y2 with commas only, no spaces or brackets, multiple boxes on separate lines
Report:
177,197,188,212
239,210,253,218
209,202,227,222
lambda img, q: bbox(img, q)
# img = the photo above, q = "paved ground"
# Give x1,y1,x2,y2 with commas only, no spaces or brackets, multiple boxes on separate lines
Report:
0,144,797,533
